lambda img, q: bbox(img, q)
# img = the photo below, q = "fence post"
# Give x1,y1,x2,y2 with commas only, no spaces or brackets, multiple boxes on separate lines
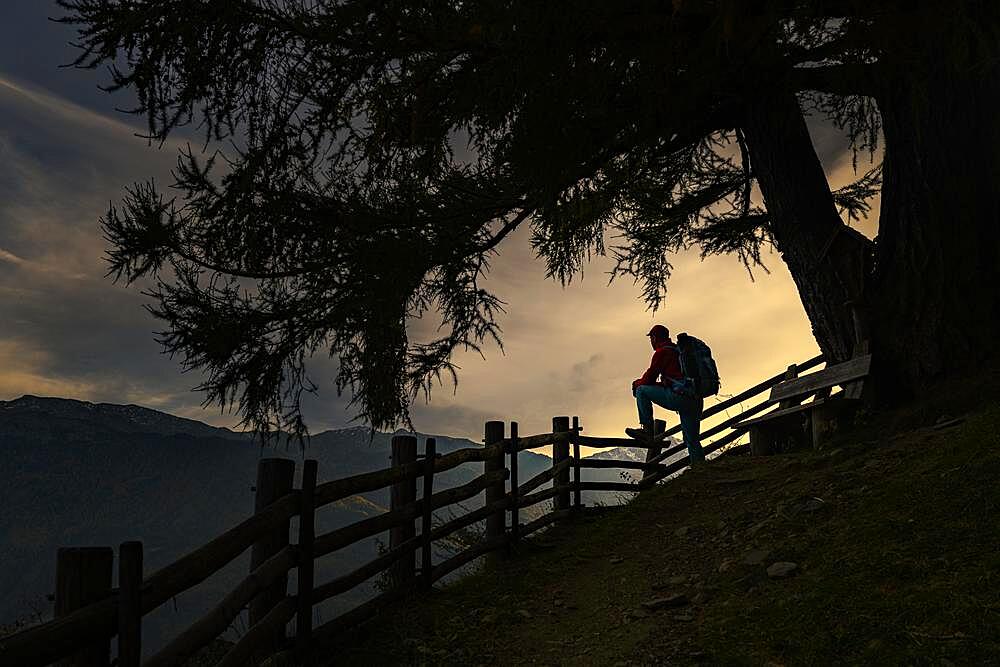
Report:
421,438,436,588
295,459,318,655
250,458,295,652
552,416,571,512
389,435,418,588
117,541,143,667
642,419,667,483
750,364,802,456
572,416,582,510
777,364,800,408
55,546,113,667
484,421,506,563
508,422,520,553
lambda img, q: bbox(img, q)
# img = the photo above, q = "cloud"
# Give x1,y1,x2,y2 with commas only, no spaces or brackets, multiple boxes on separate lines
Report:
567,353,606,393
0,74,244,426
0,340,96,399
0,76,120,131
0,248,26,266
410,402,496,441
0,2,142,119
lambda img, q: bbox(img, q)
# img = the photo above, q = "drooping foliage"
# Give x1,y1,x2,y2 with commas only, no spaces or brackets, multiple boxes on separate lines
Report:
59,0,926,437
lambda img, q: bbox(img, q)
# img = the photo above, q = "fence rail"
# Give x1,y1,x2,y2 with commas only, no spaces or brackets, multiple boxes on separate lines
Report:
0,353,826,666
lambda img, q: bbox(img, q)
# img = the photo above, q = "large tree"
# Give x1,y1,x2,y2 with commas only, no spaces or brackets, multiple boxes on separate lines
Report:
59,1,998,437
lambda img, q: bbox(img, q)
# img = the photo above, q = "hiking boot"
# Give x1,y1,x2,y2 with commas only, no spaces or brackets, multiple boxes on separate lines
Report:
625,424,653,440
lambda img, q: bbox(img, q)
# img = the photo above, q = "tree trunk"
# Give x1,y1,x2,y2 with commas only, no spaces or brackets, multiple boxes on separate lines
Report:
741,89,873,365
873,30,1000,394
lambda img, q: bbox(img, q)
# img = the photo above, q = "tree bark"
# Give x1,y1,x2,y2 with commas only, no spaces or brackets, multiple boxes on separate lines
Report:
741,89,873,365
737,6,1000,399
872,19,1000,393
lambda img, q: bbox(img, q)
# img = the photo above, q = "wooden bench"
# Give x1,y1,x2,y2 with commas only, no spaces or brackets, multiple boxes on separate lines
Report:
737,353,872,455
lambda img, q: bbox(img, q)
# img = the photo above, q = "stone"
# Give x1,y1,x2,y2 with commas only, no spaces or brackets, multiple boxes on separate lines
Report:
743,549,772,566
668,574,688,585
674,526,691,538
672,613,695,622
799,497,825,513
516,609,532,620
641,593,689,610
610,556,625,564
767,562,798,579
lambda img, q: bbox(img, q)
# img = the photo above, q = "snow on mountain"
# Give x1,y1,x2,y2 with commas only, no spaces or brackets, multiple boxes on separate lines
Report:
584,440,678,464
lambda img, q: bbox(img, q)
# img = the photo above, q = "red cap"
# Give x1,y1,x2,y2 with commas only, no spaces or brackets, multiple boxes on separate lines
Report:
646,324,669,338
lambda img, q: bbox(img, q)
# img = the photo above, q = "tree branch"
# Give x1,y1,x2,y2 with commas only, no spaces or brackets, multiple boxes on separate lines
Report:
735,128,753,220
789,63,878,96
168,245,318,281
474,208,533,255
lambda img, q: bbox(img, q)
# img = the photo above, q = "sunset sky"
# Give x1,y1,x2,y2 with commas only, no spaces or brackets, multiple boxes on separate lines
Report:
0,1,880,447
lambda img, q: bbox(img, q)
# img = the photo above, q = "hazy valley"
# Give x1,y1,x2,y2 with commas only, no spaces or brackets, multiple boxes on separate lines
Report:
0,395,653,652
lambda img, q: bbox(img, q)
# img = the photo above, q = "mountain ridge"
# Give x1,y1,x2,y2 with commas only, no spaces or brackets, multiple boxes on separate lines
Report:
1,395,533,459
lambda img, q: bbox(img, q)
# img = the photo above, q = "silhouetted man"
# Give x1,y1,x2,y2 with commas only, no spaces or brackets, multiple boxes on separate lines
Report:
625,325,705,463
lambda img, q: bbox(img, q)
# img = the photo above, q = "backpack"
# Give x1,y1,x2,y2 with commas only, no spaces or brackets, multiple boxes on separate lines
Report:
675,333,721,398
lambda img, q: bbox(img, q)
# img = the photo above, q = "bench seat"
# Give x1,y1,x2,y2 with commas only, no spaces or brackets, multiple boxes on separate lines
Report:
740,396,855,428
736,354,872,455
743,395,862,455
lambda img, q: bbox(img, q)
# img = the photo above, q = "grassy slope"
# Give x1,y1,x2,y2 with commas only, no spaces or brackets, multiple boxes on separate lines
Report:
316,380,1000,666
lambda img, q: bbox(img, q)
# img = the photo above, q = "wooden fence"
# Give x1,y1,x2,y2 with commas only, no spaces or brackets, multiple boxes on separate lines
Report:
0,354,824,666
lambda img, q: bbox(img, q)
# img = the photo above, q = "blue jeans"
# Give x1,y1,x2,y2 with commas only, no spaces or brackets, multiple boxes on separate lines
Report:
634,384,704,462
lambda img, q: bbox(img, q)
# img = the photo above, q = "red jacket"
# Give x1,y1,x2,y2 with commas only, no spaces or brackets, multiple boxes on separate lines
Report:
633,340,683,389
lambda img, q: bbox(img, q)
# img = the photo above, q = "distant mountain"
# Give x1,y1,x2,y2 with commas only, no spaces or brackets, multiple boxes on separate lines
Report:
587,442,677,465
2,394,244,440
0,395,648,654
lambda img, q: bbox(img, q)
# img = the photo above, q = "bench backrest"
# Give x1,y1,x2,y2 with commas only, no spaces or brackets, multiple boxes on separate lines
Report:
769,354,872,404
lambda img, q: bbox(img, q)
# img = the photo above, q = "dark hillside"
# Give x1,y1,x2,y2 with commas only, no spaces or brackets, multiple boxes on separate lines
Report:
0,396,544,652
324,377,1000,665
0,396,637,655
